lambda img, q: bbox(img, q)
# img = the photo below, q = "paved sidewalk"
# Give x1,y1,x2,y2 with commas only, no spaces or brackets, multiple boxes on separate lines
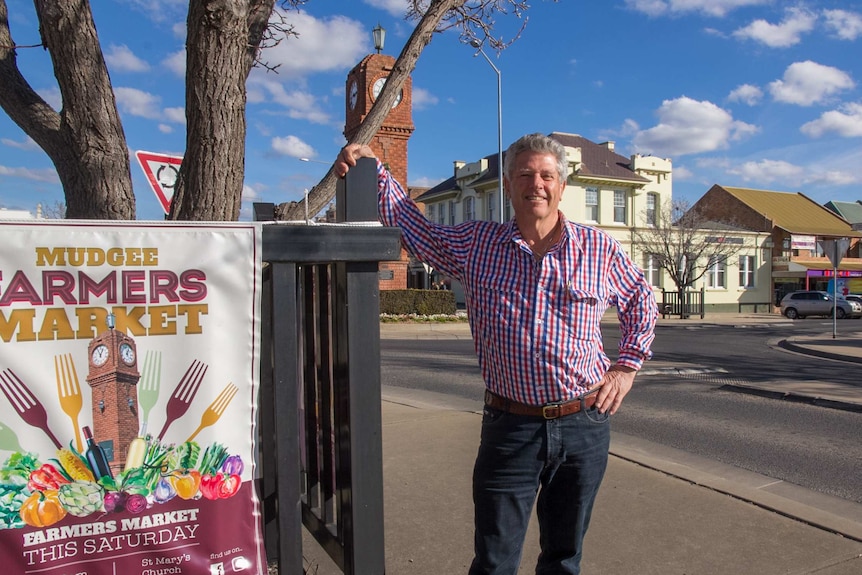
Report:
303,396,862,574
301,314,862,574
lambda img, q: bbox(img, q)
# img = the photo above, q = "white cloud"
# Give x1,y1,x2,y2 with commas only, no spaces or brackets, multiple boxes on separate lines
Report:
121,0,186,23
624,0,770,18
726,158,859,187
105,44,151,72
241,184,261,202
809,170,859,186
163,107,186,124
0,165,59,183
114,88,185,125
1,137,40,151
768,61,855,106
800,102,862,138
732,7,817,48
727,159,804,183
823,9,862,41
37,87,62,111
250,79,330,124
255,11,369,79
632,96,759,157
162,50,185,77
412,87,439,110
727,84,763,106
114,87,162,119
158,124,173,134
672,165,693,180
362,0,410,17
409,175,447,188
271,135,316,158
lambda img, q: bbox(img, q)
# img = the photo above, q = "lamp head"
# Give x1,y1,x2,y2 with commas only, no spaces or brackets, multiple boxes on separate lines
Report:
469,39,482,49
372,23,385,53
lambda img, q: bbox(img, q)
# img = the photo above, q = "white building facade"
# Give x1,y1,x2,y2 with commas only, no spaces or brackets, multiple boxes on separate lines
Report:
416,132,772,313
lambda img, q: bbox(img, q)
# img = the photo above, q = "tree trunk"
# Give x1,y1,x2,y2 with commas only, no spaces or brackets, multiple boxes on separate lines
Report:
170,0,250,221
0,0,134,219
275,0,467,221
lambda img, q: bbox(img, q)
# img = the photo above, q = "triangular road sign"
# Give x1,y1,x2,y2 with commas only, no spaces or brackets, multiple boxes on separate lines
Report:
135,150,183,215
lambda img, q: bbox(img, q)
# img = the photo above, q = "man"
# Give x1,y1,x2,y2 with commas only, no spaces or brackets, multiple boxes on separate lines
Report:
335,133,657,574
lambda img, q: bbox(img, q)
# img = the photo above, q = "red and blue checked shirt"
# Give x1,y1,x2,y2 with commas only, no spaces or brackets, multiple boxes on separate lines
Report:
376,162,658,405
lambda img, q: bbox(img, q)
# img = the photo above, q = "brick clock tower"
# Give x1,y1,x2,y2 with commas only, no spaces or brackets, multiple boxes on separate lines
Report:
344,28,415,289
86,314,140,474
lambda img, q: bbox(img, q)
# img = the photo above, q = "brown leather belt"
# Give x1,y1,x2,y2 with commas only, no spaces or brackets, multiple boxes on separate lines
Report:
484,390,597,420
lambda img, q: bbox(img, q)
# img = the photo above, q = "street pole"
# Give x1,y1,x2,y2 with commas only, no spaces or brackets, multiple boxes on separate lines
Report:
470,40,505,224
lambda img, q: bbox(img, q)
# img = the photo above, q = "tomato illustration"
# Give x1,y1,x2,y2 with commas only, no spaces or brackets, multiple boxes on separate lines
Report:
200,472,242,500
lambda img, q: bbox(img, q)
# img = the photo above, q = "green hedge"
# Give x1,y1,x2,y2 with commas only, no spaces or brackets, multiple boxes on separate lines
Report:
380,289,456,315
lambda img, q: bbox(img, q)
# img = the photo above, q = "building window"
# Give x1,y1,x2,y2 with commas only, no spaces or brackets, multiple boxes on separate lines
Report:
643,254,662,287
585,187,598,222
438,203,446,225
464,196,475,221
646,193,657,226
488,192,496,222
613,190,626,224
425,204,435,222
739,255,755,288
706,256,726,288
448,201,456,225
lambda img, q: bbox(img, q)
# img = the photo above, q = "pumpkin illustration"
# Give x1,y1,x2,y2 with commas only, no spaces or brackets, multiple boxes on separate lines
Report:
19,490,68,528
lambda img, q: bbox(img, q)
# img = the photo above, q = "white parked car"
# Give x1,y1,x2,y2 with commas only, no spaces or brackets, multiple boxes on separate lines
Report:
780,290,862,319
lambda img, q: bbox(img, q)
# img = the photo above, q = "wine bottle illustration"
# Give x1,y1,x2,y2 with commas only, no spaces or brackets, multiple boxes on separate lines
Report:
125,422,148,471
83,425,114,480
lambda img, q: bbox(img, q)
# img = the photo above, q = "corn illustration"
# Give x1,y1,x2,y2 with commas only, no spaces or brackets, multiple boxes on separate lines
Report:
56,448,96,482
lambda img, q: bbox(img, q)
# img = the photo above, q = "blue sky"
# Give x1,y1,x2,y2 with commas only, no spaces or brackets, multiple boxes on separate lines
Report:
1,0,860,221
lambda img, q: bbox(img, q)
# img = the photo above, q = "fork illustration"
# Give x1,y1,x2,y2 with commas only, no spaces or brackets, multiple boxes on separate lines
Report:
157,360,208,441
0,369,62,449
138,350,162,429
185,383,238,442
55,354,83,452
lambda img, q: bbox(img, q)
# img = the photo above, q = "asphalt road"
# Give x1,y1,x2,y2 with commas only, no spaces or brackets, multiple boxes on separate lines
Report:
380,320,862,503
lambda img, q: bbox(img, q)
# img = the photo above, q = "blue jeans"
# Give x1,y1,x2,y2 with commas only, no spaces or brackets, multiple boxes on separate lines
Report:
469,398,610,575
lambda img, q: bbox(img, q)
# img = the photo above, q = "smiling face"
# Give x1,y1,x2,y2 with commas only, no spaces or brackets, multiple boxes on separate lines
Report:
504,150,566,227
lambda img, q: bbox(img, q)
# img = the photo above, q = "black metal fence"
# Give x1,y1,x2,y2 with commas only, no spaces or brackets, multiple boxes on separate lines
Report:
660,287,705,319
255,158,401,574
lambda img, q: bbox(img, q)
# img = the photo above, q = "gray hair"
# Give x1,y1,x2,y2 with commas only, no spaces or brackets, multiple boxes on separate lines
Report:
502,133,568,182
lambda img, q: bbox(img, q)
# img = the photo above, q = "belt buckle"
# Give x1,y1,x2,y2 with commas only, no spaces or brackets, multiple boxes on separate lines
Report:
542,403,562,419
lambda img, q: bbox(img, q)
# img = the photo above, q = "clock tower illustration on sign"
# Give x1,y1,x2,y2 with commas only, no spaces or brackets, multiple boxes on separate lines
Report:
86,313,140,474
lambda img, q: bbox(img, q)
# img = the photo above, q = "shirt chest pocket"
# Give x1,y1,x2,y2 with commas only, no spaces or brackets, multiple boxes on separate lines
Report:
556,289,606,338
474,279,524,328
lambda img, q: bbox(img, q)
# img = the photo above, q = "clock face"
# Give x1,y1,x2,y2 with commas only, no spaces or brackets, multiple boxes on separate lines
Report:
371,77,402,108
348,80,358,110
92,344,109,366
119,343,136,365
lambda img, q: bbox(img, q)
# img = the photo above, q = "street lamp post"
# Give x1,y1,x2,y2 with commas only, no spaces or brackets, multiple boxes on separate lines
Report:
298,157,331,221
470,39,504,224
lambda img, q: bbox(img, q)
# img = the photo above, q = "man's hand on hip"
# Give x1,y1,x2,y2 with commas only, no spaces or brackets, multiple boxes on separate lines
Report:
592,364,636,415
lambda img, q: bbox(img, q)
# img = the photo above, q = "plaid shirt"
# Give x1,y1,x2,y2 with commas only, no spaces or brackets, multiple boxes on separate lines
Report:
377,162,658,405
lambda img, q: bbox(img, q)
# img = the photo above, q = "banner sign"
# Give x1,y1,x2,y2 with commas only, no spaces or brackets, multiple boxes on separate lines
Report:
0,221,264,575
791,234,816,251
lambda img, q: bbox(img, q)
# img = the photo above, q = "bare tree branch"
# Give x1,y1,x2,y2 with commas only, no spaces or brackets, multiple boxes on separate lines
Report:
275,0,543,221
632,199,749,293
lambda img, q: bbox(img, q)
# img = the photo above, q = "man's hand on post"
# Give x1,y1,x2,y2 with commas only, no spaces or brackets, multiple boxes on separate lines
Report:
335,144,377,178
592,364,636,415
